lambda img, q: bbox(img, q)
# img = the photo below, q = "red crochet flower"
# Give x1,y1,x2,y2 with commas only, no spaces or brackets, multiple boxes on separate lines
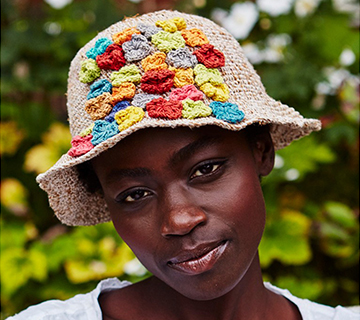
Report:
146,98,182,119
141,69,175,94
68,135,94,157
193,44,225,69
96,44,126,70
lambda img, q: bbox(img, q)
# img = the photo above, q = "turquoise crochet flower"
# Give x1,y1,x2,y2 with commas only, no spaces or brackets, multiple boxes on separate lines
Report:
91,120,119,145
86,38,113,60
209,101,245,123
87,79,112,100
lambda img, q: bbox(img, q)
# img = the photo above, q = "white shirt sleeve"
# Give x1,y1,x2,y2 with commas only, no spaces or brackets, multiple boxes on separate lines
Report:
6,278,131,320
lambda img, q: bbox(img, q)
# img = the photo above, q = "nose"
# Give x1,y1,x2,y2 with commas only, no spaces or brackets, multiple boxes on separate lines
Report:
160,190,207,237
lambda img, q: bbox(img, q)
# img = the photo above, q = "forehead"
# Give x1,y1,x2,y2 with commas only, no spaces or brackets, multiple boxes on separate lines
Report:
93,126,249,165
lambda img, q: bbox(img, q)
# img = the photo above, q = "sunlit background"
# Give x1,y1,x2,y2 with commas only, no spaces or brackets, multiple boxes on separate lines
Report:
1,0,359,318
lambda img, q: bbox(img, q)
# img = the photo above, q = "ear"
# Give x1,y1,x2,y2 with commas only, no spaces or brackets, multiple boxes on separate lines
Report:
251,131,275,177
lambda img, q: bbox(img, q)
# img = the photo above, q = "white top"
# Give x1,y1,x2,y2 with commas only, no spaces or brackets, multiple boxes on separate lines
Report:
7,278,359,320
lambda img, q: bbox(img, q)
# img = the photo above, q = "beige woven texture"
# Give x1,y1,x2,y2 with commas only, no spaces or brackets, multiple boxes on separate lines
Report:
36,10,321,226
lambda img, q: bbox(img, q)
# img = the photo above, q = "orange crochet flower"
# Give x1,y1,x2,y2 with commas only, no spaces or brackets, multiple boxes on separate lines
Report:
169,66,194,88
141,52,168,72
112,27,141,45
111,82,136,105
84,93,113,121
181,28,209,47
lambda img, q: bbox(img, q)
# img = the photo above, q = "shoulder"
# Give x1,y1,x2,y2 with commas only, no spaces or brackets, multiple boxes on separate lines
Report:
6,278,131,320
265,283,359,320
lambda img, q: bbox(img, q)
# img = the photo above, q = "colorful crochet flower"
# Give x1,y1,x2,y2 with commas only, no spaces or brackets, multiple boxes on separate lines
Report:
209,101,245,123
193,64,224,86
91,120,120,145
181,29,209,47
96,44,126,70
87,79,112,100
200,83,229,102
68,135,94,157
79,59,101,83
111,82,136,104
122,34,152,62
141,52,168,72
182,99,212,119
115,106,145,132
141,69,175,94
86,38,113,60
151,31,185,53
146,98,183,119
169,84,204,102
112,27,141,45
84,93,113,121
167,47,198,69
137,23,162,39
193,44,225,68
111,65,141,86
155,17,186,33
169,67,194,88
132,93,161,109
105,101,130,122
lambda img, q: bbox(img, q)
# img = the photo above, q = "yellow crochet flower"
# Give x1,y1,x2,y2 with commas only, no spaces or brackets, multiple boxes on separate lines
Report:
155,17,186,33
115,106,145,132
200,83,229,102
169,66,194,88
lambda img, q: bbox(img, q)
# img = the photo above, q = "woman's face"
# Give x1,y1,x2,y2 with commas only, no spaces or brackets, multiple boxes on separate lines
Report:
92,126,273,300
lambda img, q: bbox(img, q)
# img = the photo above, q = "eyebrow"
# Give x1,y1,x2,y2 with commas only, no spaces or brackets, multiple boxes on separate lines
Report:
168,135,223,168
104,167,152,185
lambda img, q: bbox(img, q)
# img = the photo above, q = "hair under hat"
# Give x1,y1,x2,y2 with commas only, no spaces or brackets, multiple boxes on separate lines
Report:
36,10,321,226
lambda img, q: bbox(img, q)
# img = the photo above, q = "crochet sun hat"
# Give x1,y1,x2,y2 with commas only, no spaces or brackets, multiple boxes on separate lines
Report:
36,10,321,226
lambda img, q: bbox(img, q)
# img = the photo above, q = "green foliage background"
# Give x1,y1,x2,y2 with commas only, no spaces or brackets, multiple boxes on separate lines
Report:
1,0,359,318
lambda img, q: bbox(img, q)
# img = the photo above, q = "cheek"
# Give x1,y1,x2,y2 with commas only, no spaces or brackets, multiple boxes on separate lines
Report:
110,209,160,270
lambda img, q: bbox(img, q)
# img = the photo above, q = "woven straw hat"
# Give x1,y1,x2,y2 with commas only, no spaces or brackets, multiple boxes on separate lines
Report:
36,10,321,226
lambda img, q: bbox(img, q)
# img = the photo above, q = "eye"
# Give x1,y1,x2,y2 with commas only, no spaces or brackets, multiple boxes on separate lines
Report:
119,189,152,203
190,161,224,179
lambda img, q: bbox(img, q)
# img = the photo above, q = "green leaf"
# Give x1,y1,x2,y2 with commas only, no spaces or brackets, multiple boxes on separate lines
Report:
259,210,312,267
325,201,357,229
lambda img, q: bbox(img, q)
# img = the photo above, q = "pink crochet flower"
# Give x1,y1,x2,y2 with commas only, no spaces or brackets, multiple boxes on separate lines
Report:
169,84,204,102
68,135,94,157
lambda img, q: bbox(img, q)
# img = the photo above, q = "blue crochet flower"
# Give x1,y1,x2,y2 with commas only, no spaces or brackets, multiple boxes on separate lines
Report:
105,101,130,122
91,120,120,146
209,101,245,123
86,38,113,60
87,79,112,100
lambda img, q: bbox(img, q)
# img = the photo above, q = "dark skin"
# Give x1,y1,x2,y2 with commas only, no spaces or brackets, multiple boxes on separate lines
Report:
91,126,302,320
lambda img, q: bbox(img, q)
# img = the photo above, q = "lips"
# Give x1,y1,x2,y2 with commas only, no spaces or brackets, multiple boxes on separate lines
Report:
167,240,228,275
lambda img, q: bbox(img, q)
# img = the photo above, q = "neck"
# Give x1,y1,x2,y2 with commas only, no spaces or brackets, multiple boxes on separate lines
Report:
148,252,271,320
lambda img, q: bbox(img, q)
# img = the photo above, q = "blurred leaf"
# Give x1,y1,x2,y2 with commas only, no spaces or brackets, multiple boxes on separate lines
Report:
274,275,324,301
0,178,28,216
24,122,71,174
0,122,25,156
259,210,312,267
324,201,357,229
